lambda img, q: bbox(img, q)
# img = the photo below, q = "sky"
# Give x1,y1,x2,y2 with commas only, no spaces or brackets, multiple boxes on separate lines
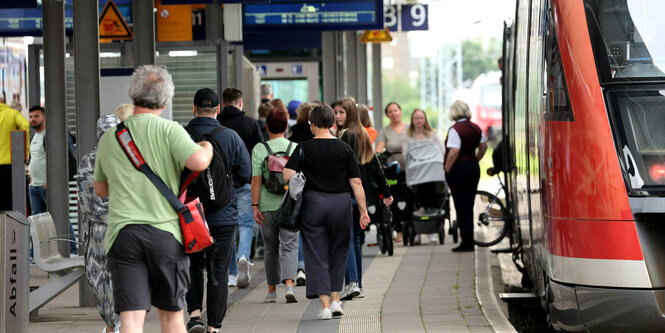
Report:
407,0,516,57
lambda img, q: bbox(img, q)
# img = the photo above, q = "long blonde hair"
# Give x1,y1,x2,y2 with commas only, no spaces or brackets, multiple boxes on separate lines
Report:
335,98,374,165
407,108,433,137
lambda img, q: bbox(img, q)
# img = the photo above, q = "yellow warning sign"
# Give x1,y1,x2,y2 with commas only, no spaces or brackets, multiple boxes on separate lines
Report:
360,28,393,44
99,0,133,41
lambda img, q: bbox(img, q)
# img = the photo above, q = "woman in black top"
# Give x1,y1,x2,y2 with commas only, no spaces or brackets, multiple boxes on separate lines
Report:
287,103,316,143
283,105,370,320
334,98,393,300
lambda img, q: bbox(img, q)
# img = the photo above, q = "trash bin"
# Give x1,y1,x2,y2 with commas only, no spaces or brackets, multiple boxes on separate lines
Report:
0,211,30,333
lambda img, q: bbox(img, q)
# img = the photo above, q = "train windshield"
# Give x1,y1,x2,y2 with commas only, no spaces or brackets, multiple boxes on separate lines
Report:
608,89,665,194
585,0,665,82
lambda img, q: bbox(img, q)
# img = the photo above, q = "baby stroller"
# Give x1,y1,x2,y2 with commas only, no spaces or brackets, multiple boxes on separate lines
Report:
376,151,414,247
403,140,453,246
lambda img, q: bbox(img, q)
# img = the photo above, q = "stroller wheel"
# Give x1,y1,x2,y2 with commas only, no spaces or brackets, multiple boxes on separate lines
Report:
384,224,394,256
377,226,387,254
402,222,410,246
407,223,416,246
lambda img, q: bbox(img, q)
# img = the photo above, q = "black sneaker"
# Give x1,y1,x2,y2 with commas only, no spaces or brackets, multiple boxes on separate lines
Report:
451,245,474,252
186,317,205,333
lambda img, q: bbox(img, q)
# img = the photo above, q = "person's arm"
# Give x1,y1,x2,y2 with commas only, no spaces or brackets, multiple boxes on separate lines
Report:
235,139,252,185
375,128,386,152
375,141,385,153
185,141,213,171
476,142,488,161
349,177,371,229
283,168,296,183
94,180,109,198
251,176,265,225
444,148,460,173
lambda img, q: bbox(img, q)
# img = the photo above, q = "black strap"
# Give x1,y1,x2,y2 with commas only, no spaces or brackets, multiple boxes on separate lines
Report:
262,141,275,156
115,122,185,212
186,125,225,146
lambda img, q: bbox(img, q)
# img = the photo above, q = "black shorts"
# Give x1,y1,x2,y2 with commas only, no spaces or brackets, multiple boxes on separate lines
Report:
107,224,190,313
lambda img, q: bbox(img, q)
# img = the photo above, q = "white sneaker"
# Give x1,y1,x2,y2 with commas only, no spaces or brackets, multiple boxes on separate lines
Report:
296,270,306,286
317,307,332,320
429,234,438,243
341,281,361,300
237,256,250,288
228,275,238,287
331,301,344,316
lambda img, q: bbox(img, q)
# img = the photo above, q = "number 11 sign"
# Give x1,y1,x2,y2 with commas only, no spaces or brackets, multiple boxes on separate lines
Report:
384,4,429,32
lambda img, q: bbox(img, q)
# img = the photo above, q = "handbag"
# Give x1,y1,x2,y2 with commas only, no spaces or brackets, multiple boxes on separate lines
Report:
115,123,214,253
277,144,306,232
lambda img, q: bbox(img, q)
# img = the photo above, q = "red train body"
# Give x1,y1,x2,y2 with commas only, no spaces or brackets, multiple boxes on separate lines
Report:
504,0,665,330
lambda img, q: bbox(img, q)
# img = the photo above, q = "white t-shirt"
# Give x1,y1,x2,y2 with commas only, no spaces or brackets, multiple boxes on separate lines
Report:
29,130,47,186
446,119,487,149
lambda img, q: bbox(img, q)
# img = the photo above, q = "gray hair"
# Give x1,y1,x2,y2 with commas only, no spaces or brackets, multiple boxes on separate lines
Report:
309,104,335,128
128,65,174,110
260,84,272,98
449,100,472,121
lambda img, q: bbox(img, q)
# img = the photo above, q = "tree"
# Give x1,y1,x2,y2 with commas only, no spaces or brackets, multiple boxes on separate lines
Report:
461,37,502,83
381,70,421,126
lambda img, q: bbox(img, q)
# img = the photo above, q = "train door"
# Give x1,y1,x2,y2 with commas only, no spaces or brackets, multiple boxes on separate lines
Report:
254,62,320,104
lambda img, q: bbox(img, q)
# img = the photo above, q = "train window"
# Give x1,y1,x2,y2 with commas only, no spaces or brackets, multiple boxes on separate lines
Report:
585,0,665,82
608,89,665,192
544,6,573,121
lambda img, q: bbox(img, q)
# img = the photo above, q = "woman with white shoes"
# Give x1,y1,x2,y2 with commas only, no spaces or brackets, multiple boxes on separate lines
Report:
283,104,371,320
251,108,300,304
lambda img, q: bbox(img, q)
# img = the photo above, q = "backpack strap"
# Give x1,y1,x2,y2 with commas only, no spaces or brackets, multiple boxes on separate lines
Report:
262,141,275,156
286,141,294,155
185,125,202,141
115,122,185,212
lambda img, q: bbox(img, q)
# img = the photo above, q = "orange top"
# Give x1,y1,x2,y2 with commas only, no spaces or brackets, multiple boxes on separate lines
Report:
365,126,377,143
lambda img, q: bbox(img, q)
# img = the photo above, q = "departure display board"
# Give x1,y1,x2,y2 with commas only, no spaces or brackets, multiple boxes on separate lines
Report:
244,0,383,31
0,0,131,37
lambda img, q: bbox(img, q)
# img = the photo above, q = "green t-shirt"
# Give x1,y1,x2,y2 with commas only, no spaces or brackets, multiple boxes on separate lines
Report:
94,113,201,253
251,137,297,212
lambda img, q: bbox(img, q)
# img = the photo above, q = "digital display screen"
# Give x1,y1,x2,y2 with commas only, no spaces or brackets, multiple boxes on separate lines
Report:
0,0,131,37
244,0,383,31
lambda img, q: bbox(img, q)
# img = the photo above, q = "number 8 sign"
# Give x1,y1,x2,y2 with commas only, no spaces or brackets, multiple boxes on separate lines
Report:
384,4,429,32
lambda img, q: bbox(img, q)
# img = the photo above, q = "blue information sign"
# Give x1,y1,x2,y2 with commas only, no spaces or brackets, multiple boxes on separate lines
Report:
0,0,131,37
1,1,38,9
244,0,383,31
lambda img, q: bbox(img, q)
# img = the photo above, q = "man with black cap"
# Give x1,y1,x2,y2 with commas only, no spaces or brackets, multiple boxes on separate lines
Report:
184,88,251,333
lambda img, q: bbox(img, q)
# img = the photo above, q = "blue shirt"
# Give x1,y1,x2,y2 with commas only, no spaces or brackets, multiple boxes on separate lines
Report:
186,116,252,226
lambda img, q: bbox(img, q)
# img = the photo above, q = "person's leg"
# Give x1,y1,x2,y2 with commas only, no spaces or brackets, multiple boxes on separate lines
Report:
277,218,299,285
157,309,186,333
261,211,281,287
185,251,205,317
119,310,146,333
85,222,120,329
236,184,254,259
327,194,352,297
459,162,480,247
228,228,238,280
28,185,47,214
344,206,359,286
205,225,236,330
298,234,305,271
300,192,332,299
351,206,362,288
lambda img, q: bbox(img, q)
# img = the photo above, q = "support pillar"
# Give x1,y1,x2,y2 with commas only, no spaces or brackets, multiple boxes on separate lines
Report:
345,31,358,100
27,45,41,109
42,0,70,257
356,35,368,105
132,0,155,66
371,43,383,129
73,0,100,307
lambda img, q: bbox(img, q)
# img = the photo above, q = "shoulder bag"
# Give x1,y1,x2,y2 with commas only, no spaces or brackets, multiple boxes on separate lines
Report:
277,144,306,232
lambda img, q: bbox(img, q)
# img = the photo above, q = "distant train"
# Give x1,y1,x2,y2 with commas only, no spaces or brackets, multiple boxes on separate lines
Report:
469,71,502,143
502,0,665,331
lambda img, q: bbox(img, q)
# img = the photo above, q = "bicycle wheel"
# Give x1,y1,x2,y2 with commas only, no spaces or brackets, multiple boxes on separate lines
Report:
473,190,508,247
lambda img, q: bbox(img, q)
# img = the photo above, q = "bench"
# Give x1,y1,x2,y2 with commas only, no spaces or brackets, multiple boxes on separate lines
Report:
28,212,84,314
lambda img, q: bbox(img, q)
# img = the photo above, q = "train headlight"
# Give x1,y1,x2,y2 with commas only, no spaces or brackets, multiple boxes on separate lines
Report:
648,163,665,183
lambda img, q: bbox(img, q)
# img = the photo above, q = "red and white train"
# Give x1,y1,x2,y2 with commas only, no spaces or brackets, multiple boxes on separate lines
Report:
503,0,665,331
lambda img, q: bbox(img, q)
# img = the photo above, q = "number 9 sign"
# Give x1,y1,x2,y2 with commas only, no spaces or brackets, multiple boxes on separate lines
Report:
384,4,429,32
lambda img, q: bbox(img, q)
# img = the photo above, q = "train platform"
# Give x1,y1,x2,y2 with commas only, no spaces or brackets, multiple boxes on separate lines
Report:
28,230,515,333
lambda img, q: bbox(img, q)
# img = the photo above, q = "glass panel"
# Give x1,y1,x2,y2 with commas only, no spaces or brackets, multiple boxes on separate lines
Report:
585,0,665,81
260,79,309,104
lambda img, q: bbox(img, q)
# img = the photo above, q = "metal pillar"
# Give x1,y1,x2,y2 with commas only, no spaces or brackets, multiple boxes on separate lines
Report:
233,43,244,89
335,32,345,99
42,0,70,257
371,43,383,129
132,0,155,66
345,31,358,100
356,35,368,105
11,131,27,216
27,45,41,109
73,0,100,307
321,32,336,104
218,41,229,95
206,1,222,43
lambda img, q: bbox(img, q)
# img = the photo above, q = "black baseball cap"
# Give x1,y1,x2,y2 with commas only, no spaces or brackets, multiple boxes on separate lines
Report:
194,88,219,108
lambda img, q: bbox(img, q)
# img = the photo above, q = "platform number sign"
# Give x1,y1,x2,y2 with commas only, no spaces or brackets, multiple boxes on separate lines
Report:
385,4,429,32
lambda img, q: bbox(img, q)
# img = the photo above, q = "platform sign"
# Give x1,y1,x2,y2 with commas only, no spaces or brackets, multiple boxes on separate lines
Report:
243,0,384,31
99,0,133,40
0,0,131,37
0,1,38,9
384,4,428,32
156,3,192,42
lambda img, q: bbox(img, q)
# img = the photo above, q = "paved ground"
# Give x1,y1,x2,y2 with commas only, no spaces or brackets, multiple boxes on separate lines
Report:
28,229,513,333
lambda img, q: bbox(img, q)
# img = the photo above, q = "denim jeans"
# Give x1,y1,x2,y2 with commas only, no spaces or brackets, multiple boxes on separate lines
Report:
298,234,305,271
29,185,78,255
344,203,362,288
228,183,254,276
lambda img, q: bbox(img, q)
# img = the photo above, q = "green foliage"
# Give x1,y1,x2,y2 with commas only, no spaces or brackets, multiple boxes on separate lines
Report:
381,71,421,126
461,37,502,82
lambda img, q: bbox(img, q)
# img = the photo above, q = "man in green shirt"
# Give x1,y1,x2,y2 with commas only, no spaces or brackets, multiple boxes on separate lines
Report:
94,65,213,332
